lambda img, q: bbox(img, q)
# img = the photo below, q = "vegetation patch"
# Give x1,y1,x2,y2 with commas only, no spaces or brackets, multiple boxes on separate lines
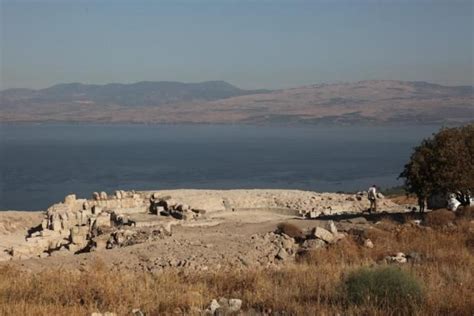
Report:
343,266,423,311
424,209,456,227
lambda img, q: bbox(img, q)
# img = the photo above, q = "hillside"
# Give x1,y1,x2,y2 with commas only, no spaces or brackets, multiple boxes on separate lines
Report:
1,80,472,125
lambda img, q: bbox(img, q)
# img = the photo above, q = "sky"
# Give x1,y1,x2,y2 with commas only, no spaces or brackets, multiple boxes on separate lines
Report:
1,0,473,90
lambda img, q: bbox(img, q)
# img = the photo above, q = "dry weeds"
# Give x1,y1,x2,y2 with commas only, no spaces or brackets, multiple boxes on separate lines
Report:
1,218,473,315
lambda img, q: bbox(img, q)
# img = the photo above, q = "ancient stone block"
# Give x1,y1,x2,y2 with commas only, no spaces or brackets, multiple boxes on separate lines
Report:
92,205,102,215
64,194,76,205
94,213,111,228
312,227,334,243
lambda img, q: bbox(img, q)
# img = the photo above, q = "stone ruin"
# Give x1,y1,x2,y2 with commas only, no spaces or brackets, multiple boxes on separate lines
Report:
7,189,405,260
9,191,205,260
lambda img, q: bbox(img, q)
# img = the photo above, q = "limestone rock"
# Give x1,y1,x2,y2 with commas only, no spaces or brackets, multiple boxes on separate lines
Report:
276,248,289,260
302,239,326,250
312,227,334,243
64,194,76,205
93,213,111,228
326,220,338,234
228,298,242,313
386,252,407,264
92,192,100,201
364,239,374,248
131,308,144,316
208,299,220,314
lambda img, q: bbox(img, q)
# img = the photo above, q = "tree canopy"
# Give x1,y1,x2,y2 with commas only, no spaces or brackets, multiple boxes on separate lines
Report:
399,124,474,205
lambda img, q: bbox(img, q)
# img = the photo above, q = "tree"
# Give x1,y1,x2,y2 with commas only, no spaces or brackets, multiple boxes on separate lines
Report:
399,124,474,206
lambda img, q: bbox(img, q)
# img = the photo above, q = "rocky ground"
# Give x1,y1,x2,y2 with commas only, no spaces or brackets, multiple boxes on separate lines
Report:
0,189,413,273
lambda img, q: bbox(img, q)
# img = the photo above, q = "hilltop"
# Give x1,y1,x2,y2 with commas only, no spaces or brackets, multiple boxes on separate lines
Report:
0,189,472,315
1,80,472,125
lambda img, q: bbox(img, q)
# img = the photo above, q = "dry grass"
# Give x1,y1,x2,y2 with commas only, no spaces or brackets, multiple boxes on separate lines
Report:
424,209,456,227
1,219,473,316
456,205,474,220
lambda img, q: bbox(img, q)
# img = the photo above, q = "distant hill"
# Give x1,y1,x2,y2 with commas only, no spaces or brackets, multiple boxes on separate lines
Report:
1,80,472,125
0,80,268,107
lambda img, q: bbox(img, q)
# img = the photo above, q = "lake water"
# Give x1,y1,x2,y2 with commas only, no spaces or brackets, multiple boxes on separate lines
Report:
0,124,437,211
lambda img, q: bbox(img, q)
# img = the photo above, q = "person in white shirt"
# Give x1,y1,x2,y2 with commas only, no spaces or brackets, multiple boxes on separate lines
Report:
368,185,377,213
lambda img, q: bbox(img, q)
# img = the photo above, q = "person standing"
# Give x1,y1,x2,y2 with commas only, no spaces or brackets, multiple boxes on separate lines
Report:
417,194,426,213
368,185,377,213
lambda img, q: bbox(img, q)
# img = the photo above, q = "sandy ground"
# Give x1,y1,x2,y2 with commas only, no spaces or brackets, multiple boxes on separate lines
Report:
0,211,43,261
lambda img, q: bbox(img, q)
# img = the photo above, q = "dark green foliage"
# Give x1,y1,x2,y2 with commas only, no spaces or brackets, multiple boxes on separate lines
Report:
400,124,474,205
344,266,423,311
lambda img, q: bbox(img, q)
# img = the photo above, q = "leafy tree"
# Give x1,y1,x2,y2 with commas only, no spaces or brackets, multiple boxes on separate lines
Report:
399,124,474,206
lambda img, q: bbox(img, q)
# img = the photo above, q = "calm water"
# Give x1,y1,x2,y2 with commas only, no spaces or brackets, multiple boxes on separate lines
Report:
0,124,437,211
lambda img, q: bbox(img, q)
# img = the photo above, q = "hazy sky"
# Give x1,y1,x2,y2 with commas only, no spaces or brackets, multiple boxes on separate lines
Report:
1,0,473,90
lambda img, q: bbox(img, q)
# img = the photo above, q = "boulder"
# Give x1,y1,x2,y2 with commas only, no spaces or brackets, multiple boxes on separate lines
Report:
92,192,100,201
208,299,220,314
228,299,242,313
281,238,294,251
99,192,108,200
312,227,334,243
276,248,289,260
302,239,326,250
386,252,407,264
364,239,374,248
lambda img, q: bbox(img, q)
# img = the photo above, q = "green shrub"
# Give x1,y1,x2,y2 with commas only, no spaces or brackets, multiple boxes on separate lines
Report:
343,266,423,311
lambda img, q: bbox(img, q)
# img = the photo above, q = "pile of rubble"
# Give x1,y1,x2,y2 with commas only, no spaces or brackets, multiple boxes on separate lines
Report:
6,189,404,261
9,191,198,259
250,220,346,264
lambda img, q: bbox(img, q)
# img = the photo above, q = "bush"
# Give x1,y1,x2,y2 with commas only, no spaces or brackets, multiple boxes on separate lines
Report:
424,209,456,227
399,124,474,206
276,222,305,241
343,266,423,311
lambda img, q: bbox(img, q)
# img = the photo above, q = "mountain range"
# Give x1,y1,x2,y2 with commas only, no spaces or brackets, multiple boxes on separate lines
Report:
1,80,472,125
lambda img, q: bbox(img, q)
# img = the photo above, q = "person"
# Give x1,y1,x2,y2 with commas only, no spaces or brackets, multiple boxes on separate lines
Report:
367,185,377,213
417,194,425,213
